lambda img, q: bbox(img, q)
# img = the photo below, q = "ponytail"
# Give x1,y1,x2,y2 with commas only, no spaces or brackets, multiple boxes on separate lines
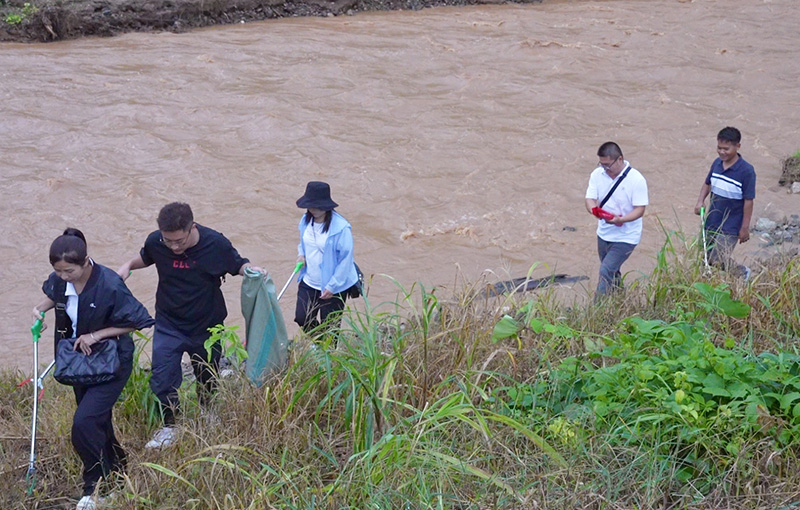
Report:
49,228,88,266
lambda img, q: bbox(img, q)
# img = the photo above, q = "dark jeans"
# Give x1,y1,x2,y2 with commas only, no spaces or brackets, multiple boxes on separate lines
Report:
294,280,348,333
150,320,221,425
71,338,133,496
596,237,637,298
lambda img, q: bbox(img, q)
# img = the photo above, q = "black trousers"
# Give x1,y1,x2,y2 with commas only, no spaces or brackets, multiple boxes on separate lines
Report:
150,320,221,426
71,354,132,496
294,280,348,332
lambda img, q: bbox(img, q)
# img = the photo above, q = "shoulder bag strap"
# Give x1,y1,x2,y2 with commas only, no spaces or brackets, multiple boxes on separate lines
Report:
50,278,73,357
599,165,631,208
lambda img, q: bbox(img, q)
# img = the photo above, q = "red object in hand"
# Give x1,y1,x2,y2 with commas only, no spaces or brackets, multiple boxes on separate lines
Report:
592,207,623,227
592,207,615,221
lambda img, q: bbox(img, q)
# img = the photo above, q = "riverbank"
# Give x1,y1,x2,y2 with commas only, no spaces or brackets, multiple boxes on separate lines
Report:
0,0,540,42
3,251,799,509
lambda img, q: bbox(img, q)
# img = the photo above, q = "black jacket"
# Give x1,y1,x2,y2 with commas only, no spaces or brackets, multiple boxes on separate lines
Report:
42,262,155,361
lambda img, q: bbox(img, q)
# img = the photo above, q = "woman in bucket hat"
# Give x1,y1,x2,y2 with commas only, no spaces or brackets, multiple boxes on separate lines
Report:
294,181,359,333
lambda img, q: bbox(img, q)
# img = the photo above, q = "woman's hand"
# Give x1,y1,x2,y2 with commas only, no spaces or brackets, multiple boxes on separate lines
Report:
32,307,47,332
320,289,333,300
296,256,306,265
73,332,101,355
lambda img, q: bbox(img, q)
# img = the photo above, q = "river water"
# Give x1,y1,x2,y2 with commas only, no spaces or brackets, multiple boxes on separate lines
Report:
1,0,798,369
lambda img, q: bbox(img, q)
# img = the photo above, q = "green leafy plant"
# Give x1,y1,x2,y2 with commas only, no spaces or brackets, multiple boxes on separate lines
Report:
494,311,800,485
205,324,247,365
492,300,579,347
118,331,162,429
4,2,36,24
692,281,751,318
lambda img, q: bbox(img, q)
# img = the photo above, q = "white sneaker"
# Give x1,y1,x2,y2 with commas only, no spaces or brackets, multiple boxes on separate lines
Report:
145,426,177,449
76,495,97,510
743,265,752,282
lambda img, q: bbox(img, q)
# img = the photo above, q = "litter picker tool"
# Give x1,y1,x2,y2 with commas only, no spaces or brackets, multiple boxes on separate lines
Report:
25,314,44,496
18,360,55,404
700,206,710,270
277,261,304,301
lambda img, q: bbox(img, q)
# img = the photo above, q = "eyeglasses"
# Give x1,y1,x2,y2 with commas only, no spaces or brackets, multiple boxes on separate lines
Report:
598,157,620,170
160,227,193,247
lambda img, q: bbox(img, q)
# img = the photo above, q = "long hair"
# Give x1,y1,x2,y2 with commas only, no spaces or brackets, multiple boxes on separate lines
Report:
305,210,333,234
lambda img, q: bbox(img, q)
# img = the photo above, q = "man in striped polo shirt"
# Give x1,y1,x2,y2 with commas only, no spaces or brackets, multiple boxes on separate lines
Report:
694,126,756,279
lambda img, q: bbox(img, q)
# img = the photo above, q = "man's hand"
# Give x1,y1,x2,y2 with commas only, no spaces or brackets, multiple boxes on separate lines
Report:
320,289,333,300
239,263,265,276
739,226,750,244
117,263,131,281
117,255,147,281
695,184,711,216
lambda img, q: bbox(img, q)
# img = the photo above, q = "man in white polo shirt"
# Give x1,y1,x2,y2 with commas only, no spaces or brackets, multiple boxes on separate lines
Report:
584,142,649,299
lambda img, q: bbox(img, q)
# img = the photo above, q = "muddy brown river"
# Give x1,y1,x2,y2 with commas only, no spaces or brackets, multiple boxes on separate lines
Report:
1,0,798,369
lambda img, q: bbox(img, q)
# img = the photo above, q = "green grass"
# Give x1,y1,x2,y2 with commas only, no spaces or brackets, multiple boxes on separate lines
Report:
1,229,799,509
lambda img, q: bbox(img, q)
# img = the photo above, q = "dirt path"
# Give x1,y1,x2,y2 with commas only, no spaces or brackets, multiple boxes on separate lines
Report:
0,0,538,42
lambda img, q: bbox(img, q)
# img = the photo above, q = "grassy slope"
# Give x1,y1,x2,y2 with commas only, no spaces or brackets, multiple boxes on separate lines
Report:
1,231,799,509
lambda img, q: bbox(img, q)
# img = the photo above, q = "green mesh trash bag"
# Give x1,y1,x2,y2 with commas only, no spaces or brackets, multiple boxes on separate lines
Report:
241,269,289,385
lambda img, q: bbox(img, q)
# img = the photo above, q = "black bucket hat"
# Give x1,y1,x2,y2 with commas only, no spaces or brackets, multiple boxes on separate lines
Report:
296,181,338,210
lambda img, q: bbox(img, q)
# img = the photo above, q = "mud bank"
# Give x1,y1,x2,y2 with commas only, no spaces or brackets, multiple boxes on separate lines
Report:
0,0,540,42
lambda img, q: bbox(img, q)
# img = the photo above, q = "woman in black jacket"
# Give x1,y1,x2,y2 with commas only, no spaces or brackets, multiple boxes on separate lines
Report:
32,229,154,510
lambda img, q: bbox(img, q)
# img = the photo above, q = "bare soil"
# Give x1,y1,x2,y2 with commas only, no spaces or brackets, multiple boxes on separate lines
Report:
0,0,539,42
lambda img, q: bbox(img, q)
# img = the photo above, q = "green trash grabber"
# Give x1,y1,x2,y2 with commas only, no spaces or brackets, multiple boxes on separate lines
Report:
700,206,710,269
277,261,304,302
25,313,45,496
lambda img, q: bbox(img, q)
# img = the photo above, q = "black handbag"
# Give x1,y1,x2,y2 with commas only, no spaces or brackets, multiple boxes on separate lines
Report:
54,337,120,386
347,263,365,299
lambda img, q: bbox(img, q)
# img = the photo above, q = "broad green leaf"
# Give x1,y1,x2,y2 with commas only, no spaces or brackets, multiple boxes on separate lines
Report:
702,373,725,389
702,386,731,397
780,392,800,411
718,295,751,318
527,317,544,334
492,315,521,341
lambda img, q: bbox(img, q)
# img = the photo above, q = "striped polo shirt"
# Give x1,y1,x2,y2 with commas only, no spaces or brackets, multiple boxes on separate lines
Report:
704,155,756,235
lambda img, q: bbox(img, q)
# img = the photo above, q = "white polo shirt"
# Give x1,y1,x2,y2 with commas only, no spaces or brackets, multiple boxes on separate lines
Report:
585,161,649,244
